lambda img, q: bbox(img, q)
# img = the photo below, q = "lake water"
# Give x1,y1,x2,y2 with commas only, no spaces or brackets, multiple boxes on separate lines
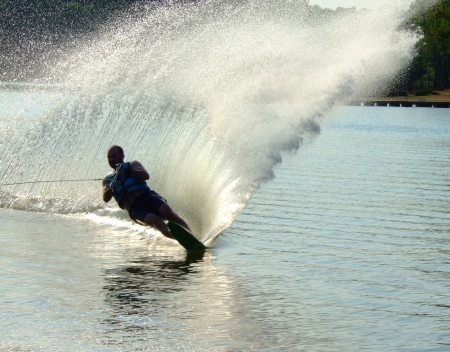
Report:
1,106,449,351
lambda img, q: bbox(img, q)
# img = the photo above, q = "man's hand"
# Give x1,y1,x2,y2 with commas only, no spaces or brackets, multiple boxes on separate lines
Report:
102,180,114,203
109,180,118,192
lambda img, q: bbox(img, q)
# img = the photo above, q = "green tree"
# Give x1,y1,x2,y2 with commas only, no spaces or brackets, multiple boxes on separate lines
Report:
409,0,450,90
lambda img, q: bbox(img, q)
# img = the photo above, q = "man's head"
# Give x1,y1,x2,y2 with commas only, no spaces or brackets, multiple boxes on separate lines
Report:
107,145,125,169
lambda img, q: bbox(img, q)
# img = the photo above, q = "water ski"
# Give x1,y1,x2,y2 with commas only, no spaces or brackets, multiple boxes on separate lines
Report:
167,221,207,252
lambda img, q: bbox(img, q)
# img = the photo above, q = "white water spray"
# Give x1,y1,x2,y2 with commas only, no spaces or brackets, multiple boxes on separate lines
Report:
0,0,427,240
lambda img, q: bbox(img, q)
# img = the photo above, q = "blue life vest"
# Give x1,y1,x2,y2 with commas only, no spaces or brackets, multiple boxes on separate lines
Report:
106,164,150,209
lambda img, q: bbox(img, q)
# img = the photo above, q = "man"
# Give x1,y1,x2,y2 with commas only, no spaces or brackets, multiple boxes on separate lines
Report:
102,145,190,239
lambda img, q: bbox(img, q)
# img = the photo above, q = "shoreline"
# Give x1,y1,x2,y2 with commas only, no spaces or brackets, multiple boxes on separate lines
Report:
350,90,450,108
348,100,450,108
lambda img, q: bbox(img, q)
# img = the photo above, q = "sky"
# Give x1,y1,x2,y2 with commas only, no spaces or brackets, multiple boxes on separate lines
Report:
308,0,384,10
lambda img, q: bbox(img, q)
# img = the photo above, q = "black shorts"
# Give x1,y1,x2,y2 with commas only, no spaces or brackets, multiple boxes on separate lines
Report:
128,190,167,223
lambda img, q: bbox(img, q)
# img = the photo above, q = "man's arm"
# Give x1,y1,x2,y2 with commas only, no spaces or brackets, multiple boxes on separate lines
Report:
102,178,113,203
130,161,150,180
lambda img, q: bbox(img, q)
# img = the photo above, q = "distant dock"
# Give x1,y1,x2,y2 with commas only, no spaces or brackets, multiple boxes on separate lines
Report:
349,92,450,108
349,100,450,108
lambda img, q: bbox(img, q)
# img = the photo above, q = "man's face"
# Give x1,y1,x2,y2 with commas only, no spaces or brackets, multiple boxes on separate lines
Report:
107,147,124,169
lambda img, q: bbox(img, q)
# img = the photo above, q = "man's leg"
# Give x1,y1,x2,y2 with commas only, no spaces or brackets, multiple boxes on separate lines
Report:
143,213,174,239
158,203,191,231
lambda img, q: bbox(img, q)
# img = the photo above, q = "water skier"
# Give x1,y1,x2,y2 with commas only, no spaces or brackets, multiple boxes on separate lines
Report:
102,145,190,238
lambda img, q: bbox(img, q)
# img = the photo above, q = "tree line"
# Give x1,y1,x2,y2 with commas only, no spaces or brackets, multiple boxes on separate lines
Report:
404,0,450,91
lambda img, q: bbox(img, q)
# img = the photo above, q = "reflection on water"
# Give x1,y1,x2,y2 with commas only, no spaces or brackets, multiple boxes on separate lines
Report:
102,254,205,325
101,253,205,348
97,247,266,351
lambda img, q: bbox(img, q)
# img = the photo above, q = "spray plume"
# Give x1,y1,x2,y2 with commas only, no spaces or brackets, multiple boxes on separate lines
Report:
0,0,432,239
